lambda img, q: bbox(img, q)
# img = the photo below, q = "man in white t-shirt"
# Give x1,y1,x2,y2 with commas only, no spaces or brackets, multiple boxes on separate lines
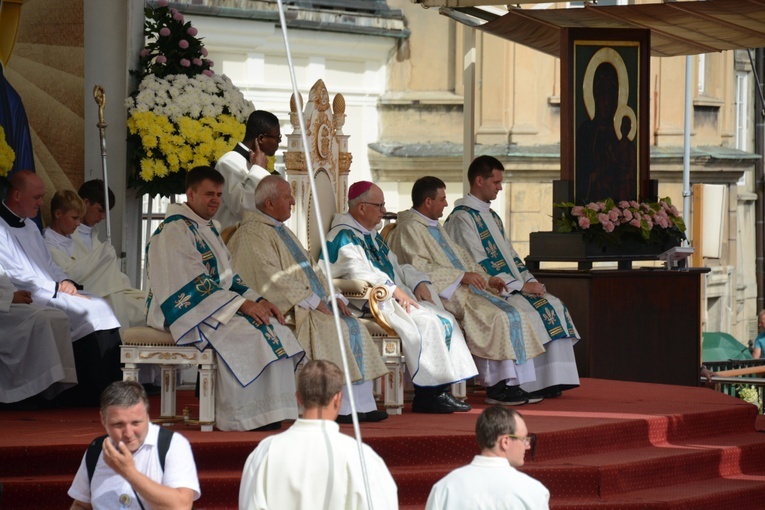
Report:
426,406,550,510
68,381,200,510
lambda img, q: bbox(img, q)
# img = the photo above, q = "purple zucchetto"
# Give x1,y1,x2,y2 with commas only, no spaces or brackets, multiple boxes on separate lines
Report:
348,181,374,201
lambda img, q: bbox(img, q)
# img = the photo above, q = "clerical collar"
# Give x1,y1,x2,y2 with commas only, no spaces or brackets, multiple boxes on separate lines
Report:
464,193,491,212
254,209,282,227
0,201,25,228
349,214,373,235
180,203,214,228
411,208,440,227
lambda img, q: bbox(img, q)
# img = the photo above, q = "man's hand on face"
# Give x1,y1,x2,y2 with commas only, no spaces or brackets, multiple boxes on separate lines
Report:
250,137,268,169
101,438,136,479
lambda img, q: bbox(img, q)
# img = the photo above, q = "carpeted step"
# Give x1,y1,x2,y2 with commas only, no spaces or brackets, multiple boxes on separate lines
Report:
526,430,765,499
551,473,765,509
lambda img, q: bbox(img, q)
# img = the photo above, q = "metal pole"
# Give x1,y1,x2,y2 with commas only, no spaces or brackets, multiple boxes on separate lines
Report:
463,26,476,194
93,85,112,245
682,56,692,245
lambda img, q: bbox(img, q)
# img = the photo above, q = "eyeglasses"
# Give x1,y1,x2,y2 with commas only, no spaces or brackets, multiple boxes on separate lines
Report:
261,134,282,143
505,433,536,447
362,201,386,210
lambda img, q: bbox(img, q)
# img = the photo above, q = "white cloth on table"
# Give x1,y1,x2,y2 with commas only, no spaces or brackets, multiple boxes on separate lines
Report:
239,418,398,510
213,143,271,229
67,422,201,509
146,203,304,431
325,212,477,388
425,455,550,510
0,270,76,402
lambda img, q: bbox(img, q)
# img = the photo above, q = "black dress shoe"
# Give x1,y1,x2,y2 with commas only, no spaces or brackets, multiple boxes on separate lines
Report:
253,421,283,431
443,392,472,412
336,413,359,424
364,410,389,422
539,385,563,399
412,393,456,414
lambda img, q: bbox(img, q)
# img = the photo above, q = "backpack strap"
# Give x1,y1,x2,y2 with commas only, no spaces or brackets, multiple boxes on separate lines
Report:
86,428,174,484
156,427,174,472
86,435,108,483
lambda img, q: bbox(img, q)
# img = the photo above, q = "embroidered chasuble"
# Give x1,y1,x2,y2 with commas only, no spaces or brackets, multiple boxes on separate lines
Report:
324,213,477,387
146,203,304,431
388,210,546,363
44,227,147,329
445,195,579,344
227,210,387,384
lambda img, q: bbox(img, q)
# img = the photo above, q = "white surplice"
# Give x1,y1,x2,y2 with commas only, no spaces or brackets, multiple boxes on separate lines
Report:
445,194,580,393
239,419,398,510
325,213,477,387
0,269,77,403
43,227,147,329
0,205,121,340
213,144,271,229
425,455,550,510
146,203,304,431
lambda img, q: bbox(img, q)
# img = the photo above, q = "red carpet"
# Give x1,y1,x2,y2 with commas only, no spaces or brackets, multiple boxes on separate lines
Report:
1,378,764,509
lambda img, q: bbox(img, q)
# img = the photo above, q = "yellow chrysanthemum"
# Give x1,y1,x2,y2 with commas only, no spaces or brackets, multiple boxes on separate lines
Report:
0,126,16,177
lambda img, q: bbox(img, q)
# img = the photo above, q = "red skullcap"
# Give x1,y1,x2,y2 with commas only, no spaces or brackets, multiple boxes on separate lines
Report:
348,181,374,201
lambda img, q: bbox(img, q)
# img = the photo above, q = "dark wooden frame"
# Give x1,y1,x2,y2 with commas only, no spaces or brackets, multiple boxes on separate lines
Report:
560,28,651,204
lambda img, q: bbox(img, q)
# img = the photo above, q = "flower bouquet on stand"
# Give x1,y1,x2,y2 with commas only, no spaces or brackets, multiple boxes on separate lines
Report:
126,0,254,197
553,197,687,249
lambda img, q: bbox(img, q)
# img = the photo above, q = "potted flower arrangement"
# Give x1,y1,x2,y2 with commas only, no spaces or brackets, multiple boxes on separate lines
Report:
126,0,254,197
552,197,687,251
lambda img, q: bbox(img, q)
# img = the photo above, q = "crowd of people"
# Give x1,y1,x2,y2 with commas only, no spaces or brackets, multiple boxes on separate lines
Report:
1,109,588,508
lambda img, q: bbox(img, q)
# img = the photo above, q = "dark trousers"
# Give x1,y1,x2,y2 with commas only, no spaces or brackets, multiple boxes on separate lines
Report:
61,328,122,406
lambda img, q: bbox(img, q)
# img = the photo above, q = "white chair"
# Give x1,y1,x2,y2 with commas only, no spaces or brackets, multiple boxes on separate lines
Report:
121,326,216,431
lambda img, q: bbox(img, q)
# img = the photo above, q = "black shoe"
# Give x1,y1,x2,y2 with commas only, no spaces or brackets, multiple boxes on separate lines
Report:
365,410,389,422
443,392,472,412
486,384,534,406
253,421,283,431
336,413,359,424
412,393,456,414
539,385,563,399
525,390,545,404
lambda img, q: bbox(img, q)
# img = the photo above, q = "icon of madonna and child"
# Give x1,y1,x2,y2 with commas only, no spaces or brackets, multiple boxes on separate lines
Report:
575,46,640,204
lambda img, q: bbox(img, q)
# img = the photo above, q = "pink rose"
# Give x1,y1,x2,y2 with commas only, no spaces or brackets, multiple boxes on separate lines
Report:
586,202,599,211
623,209,633,221
159,27,171,37
178,40,189,49
173,11,184,22
206,59,214,67
156,0,168,6
608,208,620,222
201,47,208,57
187,27,198,36
597,213,609,224
670,205,680,216
603,221,615,233
156,55,167,64
202,70,214,77
192,58,202,66
180,59,190,67
140,48,150,57
571,205,584,217
633,211,641,221
618,200,630,209
629,219,641,228
630,201,639,208
578,217,591,229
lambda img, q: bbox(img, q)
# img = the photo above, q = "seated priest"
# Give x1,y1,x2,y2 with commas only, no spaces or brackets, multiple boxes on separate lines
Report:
0,170,122,406
227,175,389,423
388,176,556,406
325,181,478,414
444,157,580,397
43,188,147,329
145,165,304,431
0,265,77,406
